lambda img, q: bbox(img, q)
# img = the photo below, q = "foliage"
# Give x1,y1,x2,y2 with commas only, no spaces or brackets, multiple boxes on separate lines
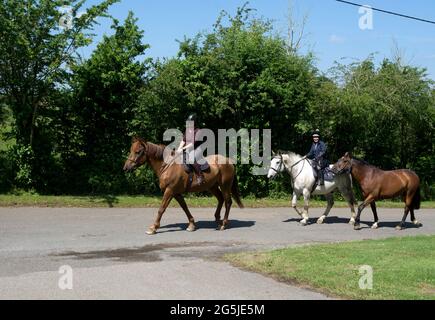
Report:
0,2,433,199
309,58,435,198
135,6,317,196
0,0,119,191
58,11,151,194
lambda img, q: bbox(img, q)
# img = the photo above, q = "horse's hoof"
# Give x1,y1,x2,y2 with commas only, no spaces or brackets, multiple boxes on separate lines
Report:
219,225,226,231
354,224,362,230
371,223,379,229
146,228,157,235
349,219,355,225
300,220,308,226
186,224,196,232
395,225,404,231
316,218,324,224
413,220,422,227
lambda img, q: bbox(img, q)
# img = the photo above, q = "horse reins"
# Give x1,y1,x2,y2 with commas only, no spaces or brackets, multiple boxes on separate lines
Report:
126,146,146,166
271,154,307,183
269,154,285,174
289,157,307,182
160,151,182,175
334,159,352,175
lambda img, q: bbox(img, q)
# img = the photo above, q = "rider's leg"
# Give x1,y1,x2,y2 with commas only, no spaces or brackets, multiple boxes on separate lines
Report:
318,159,325,185
193,146,205,185
192,163,204,185
319,169,325,185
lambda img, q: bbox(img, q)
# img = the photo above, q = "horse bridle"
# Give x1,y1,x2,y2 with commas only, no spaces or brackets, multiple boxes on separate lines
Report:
269,154,285,175
270,154,307,181
334,158,352,175
126,143,147,167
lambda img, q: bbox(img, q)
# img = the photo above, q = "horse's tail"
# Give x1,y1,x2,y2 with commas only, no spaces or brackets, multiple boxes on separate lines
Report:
231,172,244,209
411,186,421,210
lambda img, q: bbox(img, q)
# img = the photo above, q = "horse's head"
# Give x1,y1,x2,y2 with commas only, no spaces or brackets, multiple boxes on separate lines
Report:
332,152,352,174
123,137,147,172
267,152,285,179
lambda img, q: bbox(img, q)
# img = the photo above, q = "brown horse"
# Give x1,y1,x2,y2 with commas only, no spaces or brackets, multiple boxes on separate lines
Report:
332,152,422,230
123,137,244,235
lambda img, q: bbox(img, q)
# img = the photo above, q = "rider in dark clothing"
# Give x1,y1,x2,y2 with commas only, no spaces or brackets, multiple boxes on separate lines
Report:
305,129,328,185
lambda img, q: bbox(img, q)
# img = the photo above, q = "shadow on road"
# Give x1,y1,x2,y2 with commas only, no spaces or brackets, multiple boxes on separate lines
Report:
159,219,255,233
282,215,423,229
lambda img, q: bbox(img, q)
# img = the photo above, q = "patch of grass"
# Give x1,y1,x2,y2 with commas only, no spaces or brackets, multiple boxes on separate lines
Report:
0,193,434,208
225,235,435,300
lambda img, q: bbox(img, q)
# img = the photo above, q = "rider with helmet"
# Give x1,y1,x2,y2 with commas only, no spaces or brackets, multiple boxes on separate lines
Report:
304,129,328,186
177,113,205,185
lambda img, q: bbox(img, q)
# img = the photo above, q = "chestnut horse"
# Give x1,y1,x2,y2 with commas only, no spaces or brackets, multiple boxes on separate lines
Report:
123,137,244,235
332,152,422,230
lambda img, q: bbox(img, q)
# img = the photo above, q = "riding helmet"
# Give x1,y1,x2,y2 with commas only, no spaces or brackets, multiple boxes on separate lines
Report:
312,129,320,137
186,113,198,122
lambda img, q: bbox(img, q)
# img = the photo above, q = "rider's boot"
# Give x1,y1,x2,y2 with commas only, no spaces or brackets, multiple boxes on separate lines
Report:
193,163,205,185
319,170,325,186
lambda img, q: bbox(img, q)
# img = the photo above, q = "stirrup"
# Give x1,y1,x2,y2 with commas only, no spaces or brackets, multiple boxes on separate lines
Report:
196,174,205,185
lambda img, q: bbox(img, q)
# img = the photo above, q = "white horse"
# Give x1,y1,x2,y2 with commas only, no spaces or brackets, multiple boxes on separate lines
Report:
267,152,357,226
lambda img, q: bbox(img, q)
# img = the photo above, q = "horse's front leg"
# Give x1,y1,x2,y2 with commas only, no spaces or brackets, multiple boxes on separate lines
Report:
146,188,173,235
317,193,334,224
300,188,311,226
370,202,379,229
340,188,357,225
291,191,302,217
354,195,374,230
174,194,196,232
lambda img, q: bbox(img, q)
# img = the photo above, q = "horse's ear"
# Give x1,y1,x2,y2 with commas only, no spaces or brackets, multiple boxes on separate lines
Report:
344,152,352,159
132,136,146,145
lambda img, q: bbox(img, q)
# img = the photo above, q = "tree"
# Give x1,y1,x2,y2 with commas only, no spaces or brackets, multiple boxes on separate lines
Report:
309,57,435,199
65,12,151,193
0,0,118,189
136,5,318,196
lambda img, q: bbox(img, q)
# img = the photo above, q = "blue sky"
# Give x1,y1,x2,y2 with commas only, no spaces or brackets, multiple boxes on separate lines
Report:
80,0,435,79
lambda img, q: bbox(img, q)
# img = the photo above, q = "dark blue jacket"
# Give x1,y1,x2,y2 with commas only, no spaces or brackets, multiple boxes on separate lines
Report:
307,140,328,163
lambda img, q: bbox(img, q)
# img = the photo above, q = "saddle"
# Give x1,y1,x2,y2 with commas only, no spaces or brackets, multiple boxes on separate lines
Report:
182,152,210,174
310,164,335,193
312,167,335,182
183,162,210,174
182,154,210,190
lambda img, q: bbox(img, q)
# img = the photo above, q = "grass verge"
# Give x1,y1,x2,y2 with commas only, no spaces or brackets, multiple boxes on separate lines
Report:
224,235,435,300
0,193,434,208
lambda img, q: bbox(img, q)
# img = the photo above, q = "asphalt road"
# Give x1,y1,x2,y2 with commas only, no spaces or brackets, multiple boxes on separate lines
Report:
0,206,433,299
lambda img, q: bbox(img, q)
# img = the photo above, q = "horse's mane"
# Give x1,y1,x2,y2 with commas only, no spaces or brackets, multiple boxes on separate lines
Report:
277,150,303,158
275,151,304,166
147,142,166,160
352,157,379,169
135,137,166,160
